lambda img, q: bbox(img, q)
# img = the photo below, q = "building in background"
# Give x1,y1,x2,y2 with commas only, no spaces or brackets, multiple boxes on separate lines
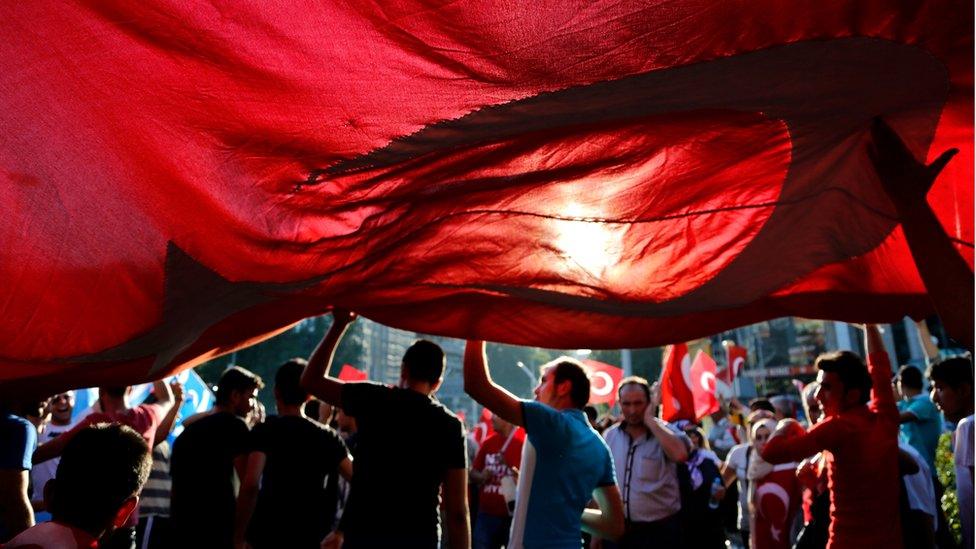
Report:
359,319,478,421
707,316,937,398
204,313,953,419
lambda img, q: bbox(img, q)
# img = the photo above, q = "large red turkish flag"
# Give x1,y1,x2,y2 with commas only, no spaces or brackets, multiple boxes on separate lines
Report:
0,1,972,393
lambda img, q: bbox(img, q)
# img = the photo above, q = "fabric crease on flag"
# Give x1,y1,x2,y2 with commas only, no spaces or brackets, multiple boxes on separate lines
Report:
0,0,971,393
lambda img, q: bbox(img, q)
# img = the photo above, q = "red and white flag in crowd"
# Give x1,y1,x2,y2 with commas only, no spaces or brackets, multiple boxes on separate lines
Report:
583,359,624,407
721,343,748,384
338,364,368,382
690,351,720,419
753,464,803,548
660,344,696,423
472,408,495,445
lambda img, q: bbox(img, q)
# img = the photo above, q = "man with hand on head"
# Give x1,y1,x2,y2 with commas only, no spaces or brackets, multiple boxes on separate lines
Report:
464,340,624,549
597,376,689,549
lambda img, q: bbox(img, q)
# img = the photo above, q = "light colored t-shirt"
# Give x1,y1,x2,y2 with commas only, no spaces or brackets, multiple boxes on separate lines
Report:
508,401,616,549
724,442,751,531
31,422,76,504
954,415,974,549
898,440,936,518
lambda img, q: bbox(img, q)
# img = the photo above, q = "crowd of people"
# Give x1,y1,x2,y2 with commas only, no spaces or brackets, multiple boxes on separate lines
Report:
2,314,972,549
0,115,973,549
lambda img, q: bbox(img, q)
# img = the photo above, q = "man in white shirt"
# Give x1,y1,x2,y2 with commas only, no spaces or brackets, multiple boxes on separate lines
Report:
899,440,938,547
596,377,689,549
928,356,974,549
31,391,77,515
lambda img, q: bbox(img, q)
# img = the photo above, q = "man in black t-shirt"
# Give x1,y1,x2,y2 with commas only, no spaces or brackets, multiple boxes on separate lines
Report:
170,366,263,549
301,310,470,549
234,359,352,549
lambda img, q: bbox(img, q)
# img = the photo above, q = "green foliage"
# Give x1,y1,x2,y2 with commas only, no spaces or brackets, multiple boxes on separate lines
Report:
485,343,556,398
196,315,364,411
936,431,962,545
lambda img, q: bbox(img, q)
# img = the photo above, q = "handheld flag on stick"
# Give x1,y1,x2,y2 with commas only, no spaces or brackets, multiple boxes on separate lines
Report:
660,344,696,423
690,351,721,420
583,359,624,407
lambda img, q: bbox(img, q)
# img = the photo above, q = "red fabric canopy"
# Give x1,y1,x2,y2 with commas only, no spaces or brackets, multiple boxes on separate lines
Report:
1,1,972,393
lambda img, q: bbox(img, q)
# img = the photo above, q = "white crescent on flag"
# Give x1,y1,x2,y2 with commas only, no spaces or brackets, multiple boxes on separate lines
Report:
591,371,614,397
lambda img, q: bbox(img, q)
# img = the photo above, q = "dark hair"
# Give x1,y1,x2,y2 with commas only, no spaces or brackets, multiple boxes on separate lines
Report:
928,357,974,389
684,426,710,450
101,386,127,399
816,351,872,405
216,366,264,406
547,359,591,410
583,405,599,423
748,398,776,414
617,376,651,402
275,358,309,406
305,399,322,420
402,340,445,384
897,365,924,391
49,423,151,536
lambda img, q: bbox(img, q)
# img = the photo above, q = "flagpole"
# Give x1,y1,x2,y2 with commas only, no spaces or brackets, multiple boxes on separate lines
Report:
621,348,632,377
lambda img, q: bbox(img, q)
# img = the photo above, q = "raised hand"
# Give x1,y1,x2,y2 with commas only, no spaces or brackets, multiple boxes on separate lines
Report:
331,307,358,325
865,118,972,353
170,380,186,404
867,118,957,212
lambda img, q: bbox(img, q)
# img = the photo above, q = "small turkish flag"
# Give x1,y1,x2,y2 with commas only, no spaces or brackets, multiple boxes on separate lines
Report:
660,344,696,423
690,351,720,420
722,343,748,384
338,364,367,382
753,464,802,549
472,407,495,444
582,359,623,406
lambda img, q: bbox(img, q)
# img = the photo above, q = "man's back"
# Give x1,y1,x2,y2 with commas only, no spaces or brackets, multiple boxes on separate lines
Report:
248,415,348,548
339,382,465,548
897,394,942,469
509,401,616,549
170,411,250,548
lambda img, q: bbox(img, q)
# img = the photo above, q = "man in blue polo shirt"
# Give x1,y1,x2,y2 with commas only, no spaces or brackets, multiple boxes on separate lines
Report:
464,340,624,548
896,365,942,470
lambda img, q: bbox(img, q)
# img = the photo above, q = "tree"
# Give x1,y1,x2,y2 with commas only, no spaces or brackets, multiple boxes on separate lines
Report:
196,315,365,410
